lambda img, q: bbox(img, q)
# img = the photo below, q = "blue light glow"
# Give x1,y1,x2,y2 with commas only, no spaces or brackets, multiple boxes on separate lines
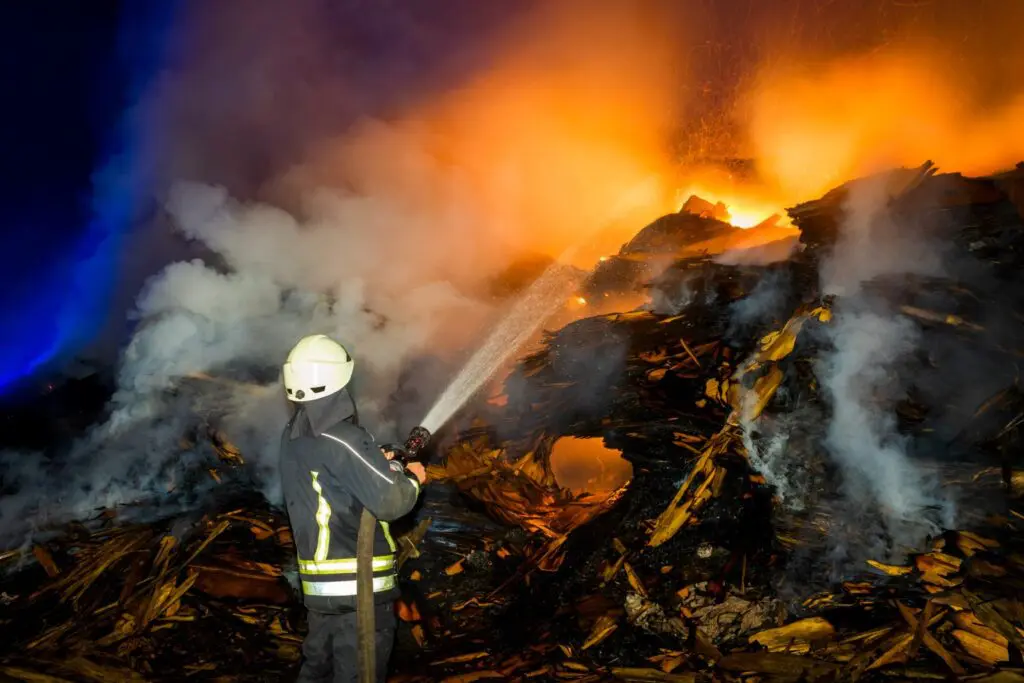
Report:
0,228,115,391
0,2,181,395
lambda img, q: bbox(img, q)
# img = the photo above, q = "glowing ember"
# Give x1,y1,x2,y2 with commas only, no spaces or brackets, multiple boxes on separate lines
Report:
549,437,632,493
676,187,791,230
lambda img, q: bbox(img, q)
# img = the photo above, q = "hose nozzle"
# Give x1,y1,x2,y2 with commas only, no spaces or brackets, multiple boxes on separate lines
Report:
403,426,431,460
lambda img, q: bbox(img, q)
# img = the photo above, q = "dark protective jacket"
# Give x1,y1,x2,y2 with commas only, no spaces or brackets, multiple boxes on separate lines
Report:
280,389,421,613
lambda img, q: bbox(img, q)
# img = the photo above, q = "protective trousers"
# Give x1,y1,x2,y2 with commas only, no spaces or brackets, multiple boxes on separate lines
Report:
297,603,396,683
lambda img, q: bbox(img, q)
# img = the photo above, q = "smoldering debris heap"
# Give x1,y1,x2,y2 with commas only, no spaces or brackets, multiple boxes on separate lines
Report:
3,161,1024,683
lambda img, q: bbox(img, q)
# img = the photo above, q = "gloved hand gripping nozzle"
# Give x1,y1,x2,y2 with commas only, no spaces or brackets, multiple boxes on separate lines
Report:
383,425,432,466
402,426,431,462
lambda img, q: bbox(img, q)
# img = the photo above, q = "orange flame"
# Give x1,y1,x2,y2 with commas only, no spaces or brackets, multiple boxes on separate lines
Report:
669,45,1024,243
291,1,685,273
291,5,1024,282
745,49,1024,203
674,184,791,230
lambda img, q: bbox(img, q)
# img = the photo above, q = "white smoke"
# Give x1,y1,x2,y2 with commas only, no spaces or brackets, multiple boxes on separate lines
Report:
741,419,801,509
733,171,958,569
818,311,925,514
117,126,506,452
0,120,519,549
815,172,955,562
714,235,799,266
1,0,689,550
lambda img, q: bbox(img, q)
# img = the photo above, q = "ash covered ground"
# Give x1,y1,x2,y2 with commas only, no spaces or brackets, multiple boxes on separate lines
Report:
2,162,1024,682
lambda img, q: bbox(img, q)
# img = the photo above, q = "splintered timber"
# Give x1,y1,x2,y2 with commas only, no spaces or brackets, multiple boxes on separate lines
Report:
2,163,1024,682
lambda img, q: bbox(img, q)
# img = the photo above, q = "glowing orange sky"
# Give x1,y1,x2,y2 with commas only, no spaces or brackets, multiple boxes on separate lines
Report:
745,50,1024,202
292,2,1024,269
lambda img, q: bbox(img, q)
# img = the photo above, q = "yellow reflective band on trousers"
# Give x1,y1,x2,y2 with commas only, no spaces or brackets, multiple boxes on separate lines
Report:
379,521,397,552
310,471,332,561
298,555,395,574
302,574,397,597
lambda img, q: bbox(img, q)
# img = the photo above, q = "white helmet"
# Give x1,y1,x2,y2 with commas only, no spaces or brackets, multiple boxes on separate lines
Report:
282,334,355,402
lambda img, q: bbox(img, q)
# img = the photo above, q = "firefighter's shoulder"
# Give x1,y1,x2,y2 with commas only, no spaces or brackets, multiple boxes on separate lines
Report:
320,421,377,453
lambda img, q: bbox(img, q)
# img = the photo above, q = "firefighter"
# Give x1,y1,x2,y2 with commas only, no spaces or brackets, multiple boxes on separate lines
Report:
279,334,426,682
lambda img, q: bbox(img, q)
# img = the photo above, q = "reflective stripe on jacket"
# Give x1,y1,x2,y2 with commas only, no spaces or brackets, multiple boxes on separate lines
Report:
280,417,421,613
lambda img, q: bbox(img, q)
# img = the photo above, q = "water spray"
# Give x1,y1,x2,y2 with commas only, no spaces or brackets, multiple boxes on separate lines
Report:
419,261,581,434
362,177,659,681
419,176,661,436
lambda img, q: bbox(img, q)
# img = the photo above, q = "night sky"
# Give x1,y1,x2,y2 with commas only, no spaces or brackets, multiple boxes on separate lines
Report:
0,0,1016,397
0,2,170,394
0,0,522,397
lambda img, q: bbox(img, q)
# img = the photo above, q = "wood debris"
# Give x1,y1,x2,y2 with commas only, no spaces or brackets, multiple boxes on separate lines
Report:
4,163,1024,681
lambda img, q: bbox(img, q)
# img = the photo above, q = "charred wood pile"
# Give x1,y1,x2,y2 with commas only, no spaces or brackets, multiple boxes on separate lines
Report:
3,162,1024,682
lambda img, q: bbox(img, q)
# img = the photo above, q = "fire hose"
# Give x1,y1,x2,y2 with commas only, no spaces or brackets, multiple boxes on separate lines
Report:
356,426,431,683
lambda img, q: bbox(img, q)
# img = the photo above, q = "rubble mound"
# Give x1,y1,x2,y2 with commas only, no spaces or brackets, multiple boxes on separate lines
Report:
3,162,1024,682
